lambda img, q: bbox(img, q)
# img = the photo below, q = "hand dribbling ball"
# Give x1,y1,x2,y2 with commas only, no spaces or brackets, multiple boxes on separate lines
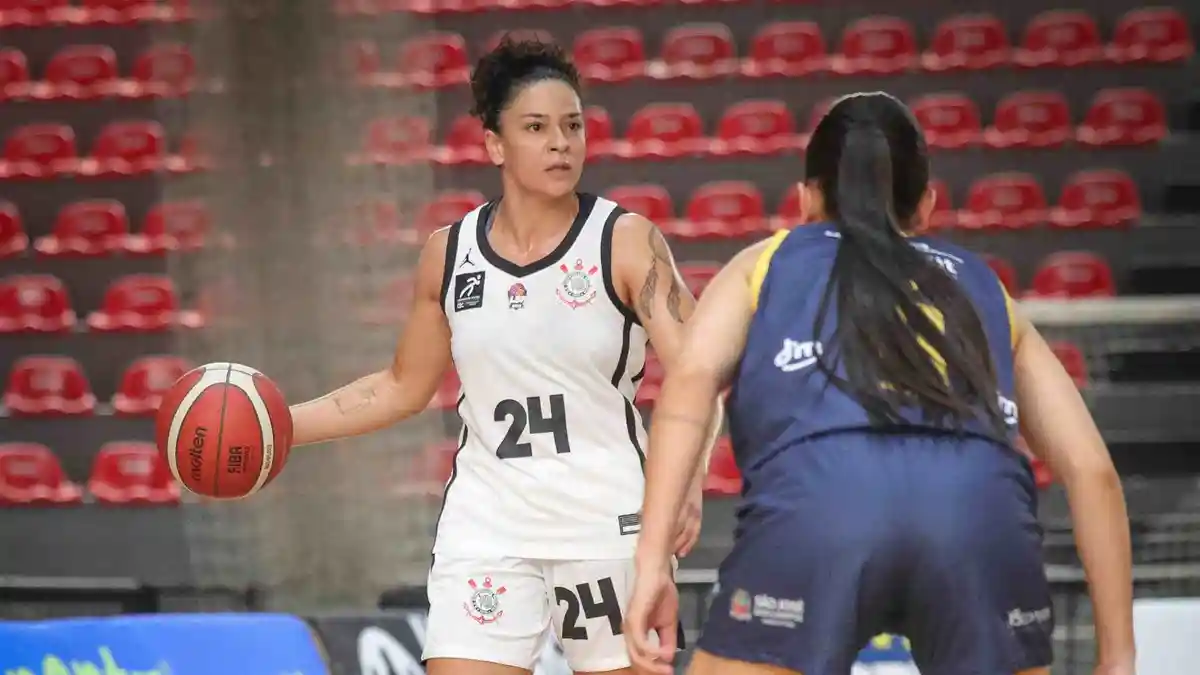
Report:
154,362,293,499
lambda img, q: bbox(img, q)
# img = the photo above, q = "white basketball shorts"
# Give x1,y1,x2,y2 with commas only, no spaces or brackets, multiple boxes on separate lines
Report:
423,555,639,672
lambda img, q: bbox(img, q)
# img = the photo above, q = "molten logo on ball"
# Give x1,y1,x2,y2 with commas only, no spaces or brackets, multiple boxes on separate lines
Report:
190,426,207,484
155,362,293,500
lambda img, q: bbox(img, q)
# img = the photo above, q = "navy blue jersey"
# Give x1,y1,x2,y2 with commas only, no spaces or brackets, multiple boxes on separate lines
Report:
728,223,1019,473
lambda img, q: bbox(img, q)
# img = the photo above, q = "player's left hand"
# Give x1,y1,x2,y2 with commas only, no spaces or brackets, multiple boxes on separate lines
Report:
673,480,703,558
624,562,679,675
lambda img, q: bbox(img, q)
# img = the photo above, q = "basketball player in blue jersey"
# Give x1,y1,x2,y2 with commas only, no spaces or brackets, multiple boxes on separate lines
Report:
625,92,1135,675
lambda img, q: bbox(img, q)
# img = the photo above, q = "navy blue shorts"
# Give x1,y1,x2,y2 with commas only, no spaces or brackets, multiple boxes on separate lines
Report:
697,433,1054,675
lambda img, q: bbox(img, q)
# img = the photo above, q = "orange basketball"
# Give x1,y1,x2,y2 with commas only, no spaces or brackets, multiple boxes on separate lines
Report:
154,362,293,499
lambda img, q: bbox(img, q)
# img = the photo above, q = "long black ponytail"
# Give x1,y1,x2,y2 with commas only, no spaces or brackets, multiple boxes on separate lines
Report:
808,93,1006,436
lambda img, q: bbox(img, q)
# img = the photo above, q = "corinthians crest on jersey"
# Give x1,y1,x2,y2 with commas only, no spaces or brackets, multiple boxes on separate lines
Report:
463,576,506,624
557,259,598,309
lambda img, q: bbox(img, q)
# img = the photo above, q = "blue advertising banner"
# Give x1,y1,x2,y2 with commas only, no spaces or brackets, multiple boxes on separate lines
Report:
0,613,329,675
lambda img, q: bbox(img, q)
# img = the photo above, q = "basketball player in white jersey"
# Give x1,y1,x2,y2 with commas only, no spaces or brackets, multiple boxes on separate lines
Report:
287,37,722,675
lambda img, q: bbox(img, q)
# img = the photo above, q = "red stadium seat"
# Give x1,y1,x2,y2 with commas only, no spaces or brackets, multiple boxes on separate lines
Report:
1108,8,1193,64
35,200,129,257
922,14,1010,72
0,443,83,505
89,442,180,505
703,437,741,496
910,93,982,149
681,182,765,238
399,33,470,89
1077,88,1167,147
0,202,28,257
81,0,158,25
961,173,1047,230
0,48,31,99
584,107,617,159
1049,341,1088,387
833,16,917,75
1028,251,1115,299
429,369,462,410
4,356,96,416
983,254,1020,296
679,263,721,296
1051,169,1141,229
926,179,957,230
130,43,196,96
620,103,708,159
493,0,570,12
0,0,73,27
126,199,212,254
573,27,646,82
634,350,664,404
1015,11,1104,68
652,24,738,80
0,275,76,333
41,45,118,99
359,116,432,164
606,184,675,222
439,115,487,165
88,275,200,332
113,355,191,415
1,124,78,179
742,21,827,78
712,99,801,156
416,191,486,237
81,120,166,176
983,90,1073,149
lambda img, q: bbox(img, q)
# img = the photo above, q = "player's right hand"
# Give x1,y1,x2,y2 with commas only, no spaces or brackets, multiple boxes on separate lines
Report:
624,562,679,675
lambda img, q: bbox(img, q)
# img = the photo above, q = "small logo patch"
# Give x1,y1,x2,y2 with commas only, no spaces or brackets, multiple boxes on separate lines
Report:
730,589,752,622
556,258,598,309
454,271,485,312
507,282,527,310
463,576,506,624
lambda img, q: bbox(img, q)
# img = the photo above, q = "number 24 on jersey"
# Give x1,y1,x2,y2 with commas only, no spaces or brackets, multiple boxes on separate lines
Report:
493,395,572,459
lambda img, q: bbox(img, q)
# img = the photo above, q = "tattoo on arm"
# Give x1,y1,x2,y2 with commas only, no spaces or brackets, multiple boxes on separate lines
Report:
637,227,687,323
331,379,379,416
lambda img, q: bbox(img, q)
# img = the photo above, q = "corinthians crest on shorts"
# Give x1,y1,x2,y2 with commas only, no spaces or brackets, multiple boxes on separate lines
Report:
463,576,507,624
556,258,598,309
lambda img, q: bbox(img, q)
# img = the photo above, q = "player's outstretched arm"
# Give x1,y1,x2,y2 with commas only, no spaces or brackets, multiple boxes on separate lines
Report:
635,242,762,572
290,229,454,447
1012,310,1135,670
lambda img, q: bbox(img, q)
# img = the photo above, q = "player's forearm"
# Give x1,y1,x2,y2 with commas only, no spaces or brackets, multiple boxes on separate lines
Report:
639,372,718,569
1064,464,1135,664
290,370,418,447
688,396,725,489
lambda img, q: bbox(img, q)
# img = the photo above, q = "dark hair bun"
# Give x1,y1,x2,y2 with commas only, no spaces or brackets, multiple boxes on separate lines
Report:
470,37,581,131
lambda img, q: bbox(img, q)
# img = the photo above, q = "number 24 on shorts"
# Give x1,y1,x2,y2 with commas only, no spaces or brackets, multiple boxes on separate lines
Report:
556,577,622,640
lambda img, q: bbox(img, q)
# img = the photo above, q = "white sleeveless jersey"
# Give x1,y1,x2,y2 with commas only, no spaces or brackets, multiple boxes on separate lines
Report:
433,194,649,560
